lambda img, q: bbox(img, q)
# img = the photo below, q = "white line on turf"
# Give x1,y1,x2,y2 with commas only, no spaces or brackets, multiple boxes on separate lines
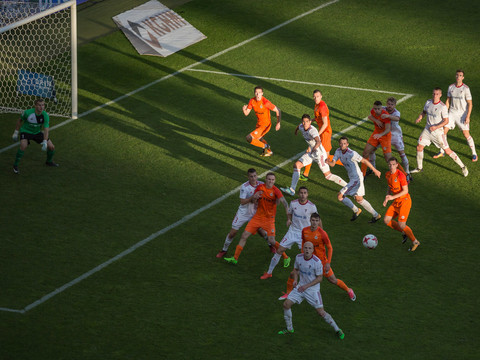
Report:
186,69,413,96
0,0,341,155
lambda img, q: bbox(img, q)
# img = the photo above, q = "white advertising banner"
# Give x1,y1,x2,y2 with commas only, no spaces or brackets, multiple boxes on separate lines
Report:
112,0,206,57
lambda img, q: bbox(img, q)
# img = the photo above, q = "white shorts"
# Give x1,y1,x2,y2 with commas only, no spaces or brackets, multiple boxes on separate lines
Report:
446,111,470,131
287,286,324,309
391,132,405,152
231,210,253,230
299,149,330,174
340,179,365,197
279,227,302,250
418,128,449,149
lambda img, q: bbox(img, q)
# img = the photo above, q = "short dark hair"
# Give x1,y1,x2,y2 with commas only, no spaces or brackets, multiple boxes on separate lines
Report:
310,212,320,220
298,186,308,192
388,157,398,164
34,98,45,105
266,172,275,178
301,114,311,121
456,69,464,76
247,168,256,174
434,87,442,92
313,89,321,95
254,86,263,92
387,97,397,104
374,100,382,106
339,136,349,142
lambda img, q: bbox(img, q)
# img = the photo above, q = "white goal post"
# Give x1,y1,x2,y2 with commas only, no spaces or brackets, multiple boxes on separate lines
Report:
0,0,77,119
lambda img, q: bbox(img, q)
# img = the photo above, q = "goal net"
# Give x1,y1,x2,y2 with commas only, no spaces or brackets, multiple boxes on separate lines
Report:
0,0,77,118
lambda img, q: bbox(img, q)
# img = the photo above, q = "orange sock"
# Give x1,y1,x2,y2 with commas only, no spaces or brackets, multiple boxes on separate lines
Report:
387,220,403,232
361,160,367,176
303,163,312,177
403,225,416,242
275,241,288,259
286,277,294,293
234,245,243,260
250,138,265,148
336,279,349,292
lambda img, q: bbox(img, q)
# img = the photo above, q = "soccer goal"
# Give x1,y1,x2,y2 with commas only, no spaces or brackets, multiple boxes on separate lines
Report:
0,0,77,118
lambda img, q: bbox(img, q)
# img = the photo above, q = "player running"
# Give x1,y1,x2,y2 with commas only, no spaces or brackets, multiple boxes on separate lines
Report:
278,213,356,302
383,158,420,252
278,241,345,339
242,86,281,156
281,114,347,196
225,172,289,265
260,186,318,279
328,137,382,223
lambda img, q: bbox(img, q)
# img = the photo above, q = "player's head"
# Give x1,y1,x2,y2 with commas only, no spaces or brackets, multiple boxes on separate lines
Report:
265,172,276,187
310,212,321,228
254,86,264,100
313,89,322,104
301,114,312,129
339,136,349,151
247,168,257,184
298,186,308,202
456,69,465,82
432,87,442,100
303,241,314,258
386,97,397,113
34,98,45,113
388,157,399,171
373,100,383,115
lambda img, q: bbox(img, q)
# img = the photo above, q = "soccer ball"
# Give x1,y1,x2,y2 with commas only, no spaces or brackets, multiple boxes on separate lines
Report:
362,234,378,249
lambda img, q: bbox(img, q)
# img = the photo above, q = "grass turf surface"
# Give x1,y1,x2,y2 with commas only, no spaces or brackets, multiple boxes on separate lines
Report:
1,0,479,359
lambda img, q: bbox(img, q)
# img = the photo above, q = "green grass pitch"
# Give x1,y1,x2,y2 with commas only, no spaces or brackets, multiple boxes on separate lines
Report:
1,0,479,359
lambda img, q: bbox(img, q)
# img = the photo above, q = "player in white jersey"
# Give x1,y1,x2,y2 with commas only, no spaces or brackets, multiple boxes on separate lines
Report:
411,87,468,177
432,70,476,162
216,168,268,257
367,97,411,180
260,186,318,279
277,241,345,339
328,137,382,223
280,114,347,196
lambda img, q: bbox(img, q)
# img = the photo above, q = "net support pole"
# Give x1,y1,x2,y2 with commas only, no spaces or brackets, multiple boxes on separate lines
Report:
71,1,78,120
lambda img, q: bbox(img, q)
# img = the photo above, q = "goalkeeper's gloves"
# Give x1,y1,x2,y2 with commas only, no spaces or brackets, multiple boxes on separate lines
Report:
41,140,47,151
12,130,19,141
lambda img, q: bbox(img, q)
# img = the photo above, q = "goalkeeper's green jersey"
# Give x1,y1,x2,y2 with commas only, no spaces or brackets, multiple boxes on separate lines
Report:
20,108,50,134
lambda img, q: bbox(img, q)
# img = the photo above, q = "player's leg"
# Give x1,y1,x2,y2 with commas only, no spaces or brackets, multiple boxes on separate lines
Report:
224,220,256,263
361,141,377,175
309,292,344,339
13,137,29,173
412,130,429,173
441,132,468,176
217,227,239,257
462,128,477,161
326,268,356,301
354,184,380,222
281,160,304,196
320,155,347,187
45,138,58,166
337,186,362,220
278,298,295,334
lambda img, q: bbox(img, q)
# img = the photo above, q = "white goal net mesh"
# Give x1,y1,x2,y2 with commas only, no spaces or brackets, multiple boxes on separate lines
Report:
0,1,75,118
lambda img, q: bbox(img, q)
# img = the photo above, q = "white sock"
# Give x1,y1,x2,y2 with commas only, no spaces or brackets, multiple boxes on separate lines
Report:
284,308,293,331
290,169,300,191
342,197,358,212
358,199,378,217
325,173,347,187
222,235,233,252
400,153,410,173
449,151,465,168
467,136,477,156
416,150,424,169
267,253,282,274
322,312,340,332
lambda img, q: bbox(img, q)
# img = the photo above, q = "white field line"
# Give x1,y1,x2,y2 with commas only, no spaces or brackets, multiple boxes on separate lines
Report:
0,93,414,314
0,0,341,155
186,69,413,96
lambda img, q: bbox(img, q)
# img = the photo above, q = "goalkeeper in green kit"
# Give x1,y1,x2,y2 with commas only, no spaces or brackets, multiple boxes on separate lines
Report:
12,98,58,174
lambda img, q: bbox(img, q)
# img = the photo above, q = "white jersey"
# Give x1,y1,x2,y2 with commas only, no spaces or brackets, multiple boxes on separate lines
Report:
288,199,318,231
447,83,472,114
294,253,323,291
423,100,448,130
332,148,364,182
383,106,402,135
299,123,326,156
237,180,264,217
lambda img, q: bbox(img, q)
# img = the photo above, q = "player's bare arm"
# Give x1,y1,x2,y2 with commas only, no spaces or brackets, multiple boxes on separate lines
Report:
298,274,322,293
383,184,408,207
382,113,400,122
278,196,289,215
242,104,251,116
292,268,299,288
466,99,473,124
360,158,381,178
415,111,426,124
318,116,328,135
274,106,281,131
430,117,448,132
373,122,391,139
369,114,384,128
286,213,292,227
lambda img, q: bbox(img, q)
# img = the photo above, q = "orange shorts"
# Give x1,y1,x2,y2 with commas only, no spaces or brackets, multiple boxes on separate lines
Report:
245,216,275,237
367,132,391,154
320,131,332,153
385,195,412,223
249,122,271,140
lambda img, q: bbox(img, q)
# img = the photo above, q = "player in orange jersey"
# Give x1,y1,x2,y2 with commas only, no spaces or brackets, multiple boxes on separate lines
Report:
278,213,356,301
361,100,392,176
383,158,420,252
300,89,333,181
225,172,289,264
243,86,281,156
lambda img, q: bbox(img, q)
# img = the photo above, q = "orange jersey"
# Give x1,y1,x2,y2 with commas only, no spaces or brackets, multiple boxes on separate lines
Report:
253,184,283,219
301,226,332,263
248,97,276,127
314,100,332,134
385,170,409,204
370,108,391,135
